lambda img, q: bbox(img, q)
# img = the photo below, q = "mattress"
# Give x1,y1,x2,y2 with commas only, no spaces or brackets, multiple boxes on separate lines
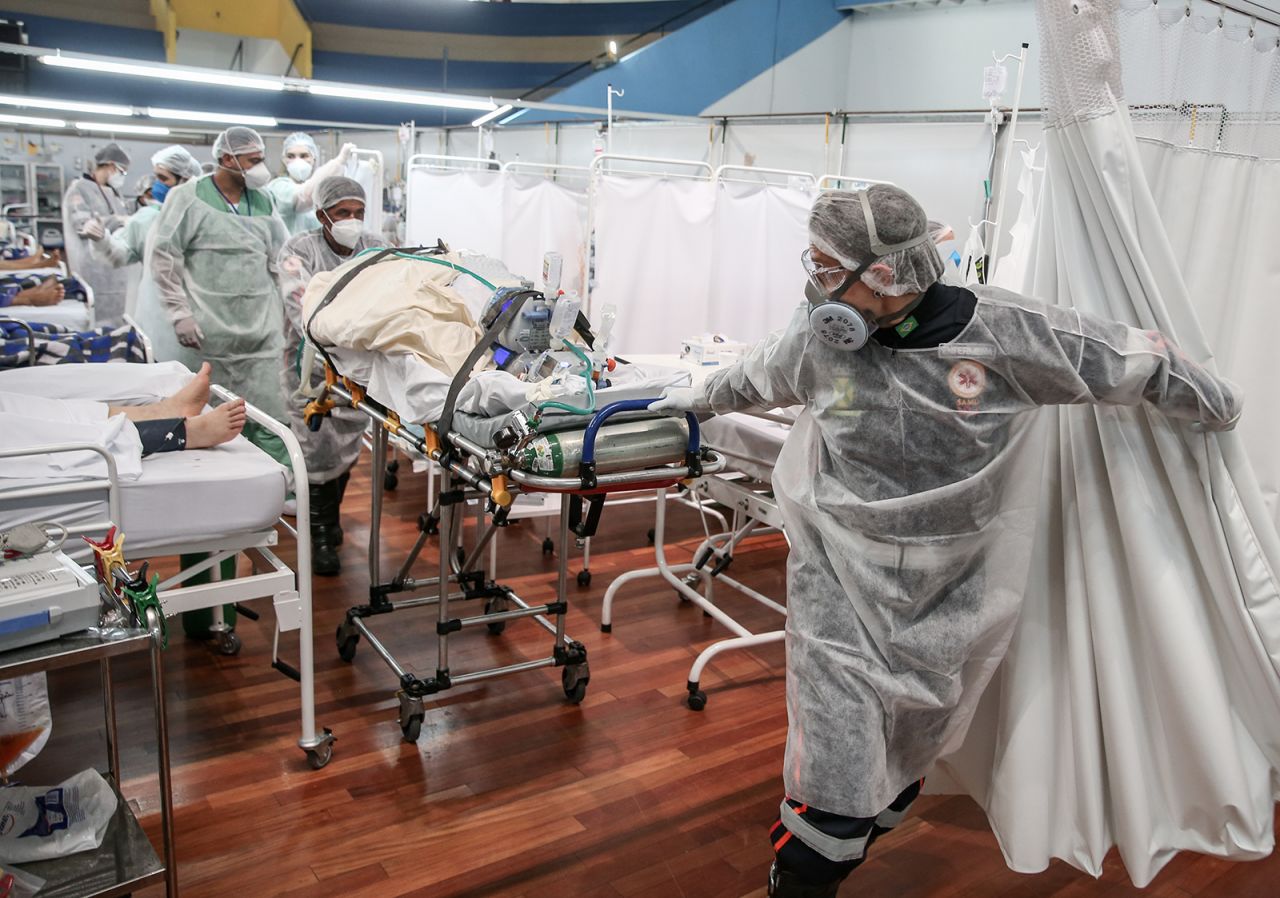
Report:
0,434,287,558
2,300,92,330
700,411,794,484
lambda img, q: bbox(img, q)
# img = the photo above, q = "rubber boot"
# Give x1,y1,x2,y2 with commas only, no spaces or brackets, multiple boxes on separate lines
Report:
310,480,342,577
767,863,842,898
332,470,350,547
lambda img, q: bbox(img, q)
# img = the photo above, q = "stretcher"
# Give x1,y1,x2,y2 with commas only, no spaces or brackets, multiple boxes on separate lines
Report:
303,247,726,742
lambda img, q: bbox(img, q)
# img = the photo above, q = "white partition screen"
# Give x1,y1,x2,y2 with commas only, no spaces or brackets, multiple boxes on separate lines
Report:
406,167,504,257
501,173,588,293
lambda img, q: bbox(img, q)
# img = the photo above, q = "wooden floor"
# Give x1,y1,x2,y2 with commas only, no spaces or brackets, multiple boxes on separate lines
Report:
29,453,1280,897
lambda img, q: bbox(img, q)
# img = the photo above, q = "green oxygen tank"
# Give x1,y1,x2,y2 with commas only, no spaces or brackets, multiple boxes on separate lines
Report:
518,418,691,477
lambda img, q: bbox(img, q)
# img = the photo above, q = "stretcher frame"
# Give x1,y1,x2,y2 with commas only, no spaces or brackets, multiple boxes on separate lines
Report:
601,419,789,710
321,378,726,743
0,384,334,769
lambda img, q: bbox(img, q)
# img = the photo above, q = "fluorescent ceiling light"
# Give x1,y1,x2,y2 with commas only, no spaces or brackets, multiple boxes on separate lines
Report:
76,121,170,136
148,107,278,127
472,104,513,127
498,108,530,126
40,54,284,91
308,83,495,112
0,94,132,117
0,113,66,128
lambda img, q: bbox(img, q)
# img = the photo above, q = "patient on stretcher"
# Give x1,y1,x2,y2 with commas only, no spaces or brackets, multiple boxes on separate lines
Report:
0,362,246,480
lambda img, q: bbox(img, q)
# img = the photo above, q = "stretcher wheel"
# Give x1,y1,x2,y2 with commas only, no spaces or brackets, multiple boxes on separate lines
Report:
647,528,656,545
387,459,400,473
215,631,241,656
336,624,360,662
541,538,554,556
562,663,589,705
419,513,439,536
306,743,333,770
400,713,424,743
384,472,399,492
687,690,707,712
576,570,592,588
484,597,508,635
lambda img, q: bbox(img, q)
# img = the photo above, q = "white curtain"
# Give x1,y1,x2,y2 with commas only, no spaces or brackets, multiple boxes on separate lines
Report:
705,180,815,344
935,0,1280,886
405,168,504,257
500,173,588,296
592,174,716,354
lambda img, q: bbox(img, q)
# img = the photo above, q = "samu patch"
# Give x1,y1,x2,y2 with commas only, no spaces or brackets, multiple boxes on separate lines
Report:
947,360,986,411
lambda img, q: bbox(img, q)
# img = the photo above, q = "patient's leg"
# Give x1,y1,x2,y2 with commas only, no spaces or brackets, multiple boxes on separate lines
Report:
109,362,212,421
132,399,246,455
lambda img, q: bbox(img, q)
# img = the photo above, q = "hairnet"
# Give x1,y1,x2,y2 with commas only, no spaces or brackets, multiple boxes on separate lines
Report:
809,186,944,296
94,143,130,168
212,127,265,160
151,145,202,181
282,131,318,159
314,176,365,211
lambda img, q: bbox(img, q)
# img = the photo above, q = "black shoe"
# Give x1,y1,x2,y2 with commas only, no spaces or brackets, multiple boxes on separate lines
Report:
331,471,350,546
309,481,342,577
768,863,842,898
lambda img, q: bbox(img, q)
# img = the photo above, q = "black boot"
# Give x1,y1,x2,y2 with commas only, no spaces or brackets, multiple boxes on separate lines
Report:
331,470,350,547
768,863,842,898
309,480,342,577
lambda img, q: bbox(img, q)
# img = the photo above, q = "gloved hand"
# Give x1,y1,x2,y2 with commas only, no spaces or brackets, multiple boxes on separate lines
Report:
78,220,105,241
175,318,204,349
647,386,704,414
337,142,357,164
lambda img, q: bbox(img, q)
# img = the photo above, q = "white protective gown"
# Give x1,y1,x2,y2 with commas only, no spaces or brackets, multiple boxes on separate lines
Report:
277,228,382,482
148,176,289,422
62,175,131,326
699,287,1241,818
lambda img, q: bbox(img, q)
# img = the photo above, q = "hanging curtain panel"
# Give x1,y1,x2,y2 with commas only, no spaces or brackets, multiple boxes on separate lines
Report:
500,173,589,296
405,167,505,258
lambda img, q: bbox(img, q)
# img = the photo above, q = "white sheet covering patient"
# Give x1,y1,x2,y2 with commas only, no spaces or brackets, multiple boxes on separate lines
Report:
0,363,246,481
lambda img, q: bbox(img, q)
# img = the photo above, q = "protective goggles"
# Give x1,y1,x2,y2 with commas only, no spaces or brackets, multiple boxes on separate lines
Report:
800,247,856,295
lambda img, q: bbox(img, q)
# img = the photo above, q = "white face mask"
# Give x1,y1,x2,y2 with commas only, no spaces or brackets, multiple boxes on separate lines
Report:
327,218,363,249
106,168,126,191
286,158,313,182
240,161,272,190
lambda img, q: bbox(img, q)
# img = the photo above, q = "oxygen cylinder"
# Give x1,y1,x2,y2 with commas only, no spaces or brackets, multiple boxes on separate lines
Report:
519,418,690,477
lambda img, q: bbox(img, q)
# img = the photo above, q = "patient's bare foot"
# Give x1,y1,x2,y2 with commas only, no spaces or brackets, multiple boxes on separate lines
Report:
15,277,63,307
161,362,212,418
185,399,245,449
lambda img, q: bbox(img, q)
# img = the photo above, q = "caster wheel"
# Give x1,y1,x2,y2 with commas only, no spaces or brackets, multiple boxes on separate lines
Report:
562,664,590,705
336,624,359,662
576,570,592,588
687,690,707,712
647,528,656,545
541,538,554,556
387,459,400,473
306,743,333,770
400,714,424,743
215,631,241,656
384,472,399,491
425,517,439,536
484,597,508,635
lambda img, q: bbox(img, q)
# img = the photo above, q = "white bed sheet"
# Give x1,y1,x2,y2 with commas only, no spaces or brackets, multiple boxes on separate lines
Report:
700,412,792,484
3,301,91,330
0,435,287,556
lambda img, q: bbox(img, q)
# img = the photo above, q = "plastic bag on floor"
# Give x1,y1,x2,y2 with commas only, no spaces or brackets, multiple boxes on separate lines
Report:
0,675,51,778
0,769,117,863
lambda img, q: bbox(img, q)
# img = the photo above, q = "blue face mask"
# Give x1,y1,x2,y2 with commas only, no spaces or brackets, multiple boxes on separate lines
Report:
151,179,171,204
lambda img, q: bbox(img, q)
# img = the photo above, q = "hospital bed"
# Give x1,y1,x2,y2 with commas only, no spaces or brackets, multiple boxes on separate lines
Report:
0,360,335,769
601,356,792,709
303,246,726,742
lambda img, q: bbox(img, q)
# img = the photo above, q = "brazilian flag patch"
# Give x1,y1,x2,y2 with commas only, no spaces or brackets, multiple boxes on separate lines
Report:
894,316,919,339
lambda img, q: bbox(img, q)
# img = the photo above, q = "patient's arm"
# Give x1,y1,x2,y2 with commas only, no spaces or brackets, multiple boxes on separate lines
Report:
0,278,64,308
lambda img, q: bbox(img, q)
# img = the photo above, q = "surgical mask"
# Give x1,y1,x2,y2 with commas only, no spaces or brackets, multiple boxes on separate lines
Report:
286,159,313,182
151,179,170,204
326,217,363,249
241,162,272,190
107,168,126,191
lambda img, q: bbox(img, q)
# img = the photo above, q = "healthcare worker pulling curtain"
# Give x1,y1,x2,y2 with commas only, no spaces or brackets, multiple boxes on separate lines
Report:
149,126,290,465
277,175,382,576
649,185,1242,898
62,143,131,326
266,132,358,236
